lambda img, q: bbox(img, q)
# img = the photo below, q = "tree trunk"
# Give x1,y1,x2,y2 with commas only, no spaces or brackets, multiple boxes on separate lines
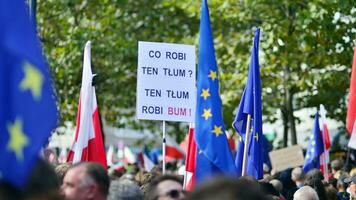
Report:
287,89,297,145
282,107,289,147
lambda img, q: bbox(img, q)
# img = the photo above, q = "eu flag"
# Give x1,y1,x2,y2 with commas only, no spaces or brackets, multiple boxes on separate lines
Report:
0,1,58,187
233,28,263,179
194,0,236,182
303,111,323,173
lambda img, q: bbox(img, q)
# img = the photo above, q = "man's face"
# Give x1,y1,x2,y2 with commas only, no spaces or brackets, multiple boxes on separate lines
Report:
156,180,185,200
61,166,90,200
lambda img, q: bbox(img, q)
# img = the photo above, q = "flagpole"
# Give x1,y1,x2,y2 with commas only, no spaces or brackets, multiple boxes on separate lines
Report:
162,121,166,174
242,114,252,176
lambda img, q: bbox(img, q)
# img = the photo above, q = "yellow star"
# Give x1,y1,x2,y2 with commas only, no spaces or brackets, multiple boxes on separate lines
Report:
7,118,30,161
200,88,210,100
202,108,212,120
208,70,217,81
20,61,44,101
212,125,223,137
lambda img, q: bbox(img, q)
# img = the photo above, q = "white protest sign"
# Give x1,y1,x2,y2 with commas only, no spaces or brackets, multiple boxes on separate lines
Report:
269,145,304,172
136,41,196,122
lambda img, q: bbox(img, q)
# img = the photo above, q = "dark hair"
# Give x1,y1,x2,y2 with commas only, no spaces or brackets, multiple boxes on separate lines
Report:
145,174,182,200
23,159,62,200
305,169,324,182
305,177,327,200
187,176,269,200
71,162,110,197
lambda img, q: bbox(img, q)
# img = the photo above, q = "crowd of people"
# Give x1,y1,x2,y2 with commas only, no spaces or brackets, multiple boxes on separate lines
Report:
1,157,356,200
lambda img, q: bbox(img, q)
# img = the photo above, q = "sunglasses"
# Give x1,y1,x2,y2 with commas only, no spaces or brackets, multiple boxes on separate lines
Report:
160,189,186,199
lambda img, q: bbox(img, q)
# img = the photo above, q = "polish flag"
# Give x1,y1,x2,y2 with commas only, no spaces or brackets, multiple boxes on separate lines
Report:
319,104,331,181
165,135,185,160
184,124,196,191
347,37,356,136
67,41,107,168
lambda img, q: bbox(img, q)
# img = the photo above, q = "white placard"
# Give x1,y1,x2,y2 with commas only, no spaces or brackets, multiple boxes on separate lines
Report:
269,145,304,172
136,41,196,122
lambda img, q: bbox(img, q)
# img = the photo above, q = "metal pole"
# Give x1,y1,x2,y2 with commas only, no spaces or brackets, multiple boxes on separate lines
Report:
242,114,252,176
162,121,166,174
28,0,37,26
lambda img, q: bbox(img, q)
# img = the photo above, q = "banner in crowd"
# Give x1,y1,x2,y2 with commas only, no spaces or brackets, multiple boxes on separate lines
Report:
137,41,196,122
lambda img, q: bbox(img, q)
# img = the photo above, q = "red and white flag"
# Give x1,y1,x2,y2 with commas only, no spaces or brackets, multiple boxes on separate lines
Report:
183,124,196,191
319,104,331,180
67,41,107,168
347,37,356,149
165,135,185,160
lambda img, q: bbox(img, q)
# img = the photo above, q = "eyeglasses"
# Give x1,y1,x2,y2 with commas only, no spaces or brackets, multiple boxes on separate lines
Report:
159,189,186,199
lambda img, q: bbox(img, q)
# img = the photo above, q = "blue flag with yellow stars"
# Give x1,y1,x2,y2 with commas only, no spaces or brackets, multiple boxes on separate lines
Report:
0,0,58,187
303,111,324,173
194,0,236,182
233,28,264,179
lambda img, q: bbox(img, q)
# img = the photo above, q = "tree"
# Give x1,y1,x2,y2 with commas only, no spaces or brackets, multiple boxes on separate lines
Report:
37,0,355,145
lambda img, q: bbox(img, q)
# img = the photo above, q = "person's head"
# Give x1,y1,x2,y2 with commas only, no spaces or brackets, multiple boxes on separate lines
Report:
145,174,184,200
305,178,327,200
344,175,356,198
305,169,324,182
62,162,109,200
337,175,349,192
293,186,319,200
331,159,343,173
55,163,71,185
324,183,338,200
23,159,62,200
269,179,283,194
291,167,305,183
187,176,268,200
108,179,143,200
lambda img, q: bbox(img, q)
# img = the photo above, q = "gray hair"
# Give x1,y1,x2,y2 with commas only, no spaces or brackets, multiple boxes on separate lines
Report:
291,167,305,181
269,179,283,193
108,179,143,200
293,186,319,200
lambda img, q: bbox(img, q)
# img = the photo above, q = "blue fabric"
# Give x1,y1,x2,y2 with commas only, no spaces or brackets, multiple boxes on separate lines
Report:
303,111,324,173
0,0,58,187
194,0,236,182
233,28,264,179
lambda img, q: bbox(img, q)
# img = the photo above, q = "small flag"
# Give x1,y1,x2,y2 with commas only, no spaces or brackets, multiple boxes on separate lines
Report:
142,147,155,172
319,104,330,180
106,145,115,167
67,41,107,168
194,0,236,182
0,0,58,187
165,135,185,160
303,111,324,173
58,148,67,164
233,28,264,179
184,124,196,191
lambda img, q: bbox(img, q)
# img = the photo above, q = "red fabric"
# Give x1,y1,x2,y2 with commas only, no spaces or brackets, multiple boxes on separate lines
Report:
228,136,235,152
67,103,107,168
166,145,184,159
185,127,196,191
347,37,356,135
323,124,331,149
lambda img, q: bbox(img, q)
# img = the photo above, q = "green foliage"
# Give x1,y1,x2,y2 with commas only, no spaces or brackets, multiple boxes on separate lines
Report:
37,0,355,141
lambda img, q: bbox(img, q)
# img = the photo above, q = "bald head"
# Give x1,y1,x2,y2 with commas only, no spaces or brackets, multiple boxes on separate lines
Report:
62,162,109,200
